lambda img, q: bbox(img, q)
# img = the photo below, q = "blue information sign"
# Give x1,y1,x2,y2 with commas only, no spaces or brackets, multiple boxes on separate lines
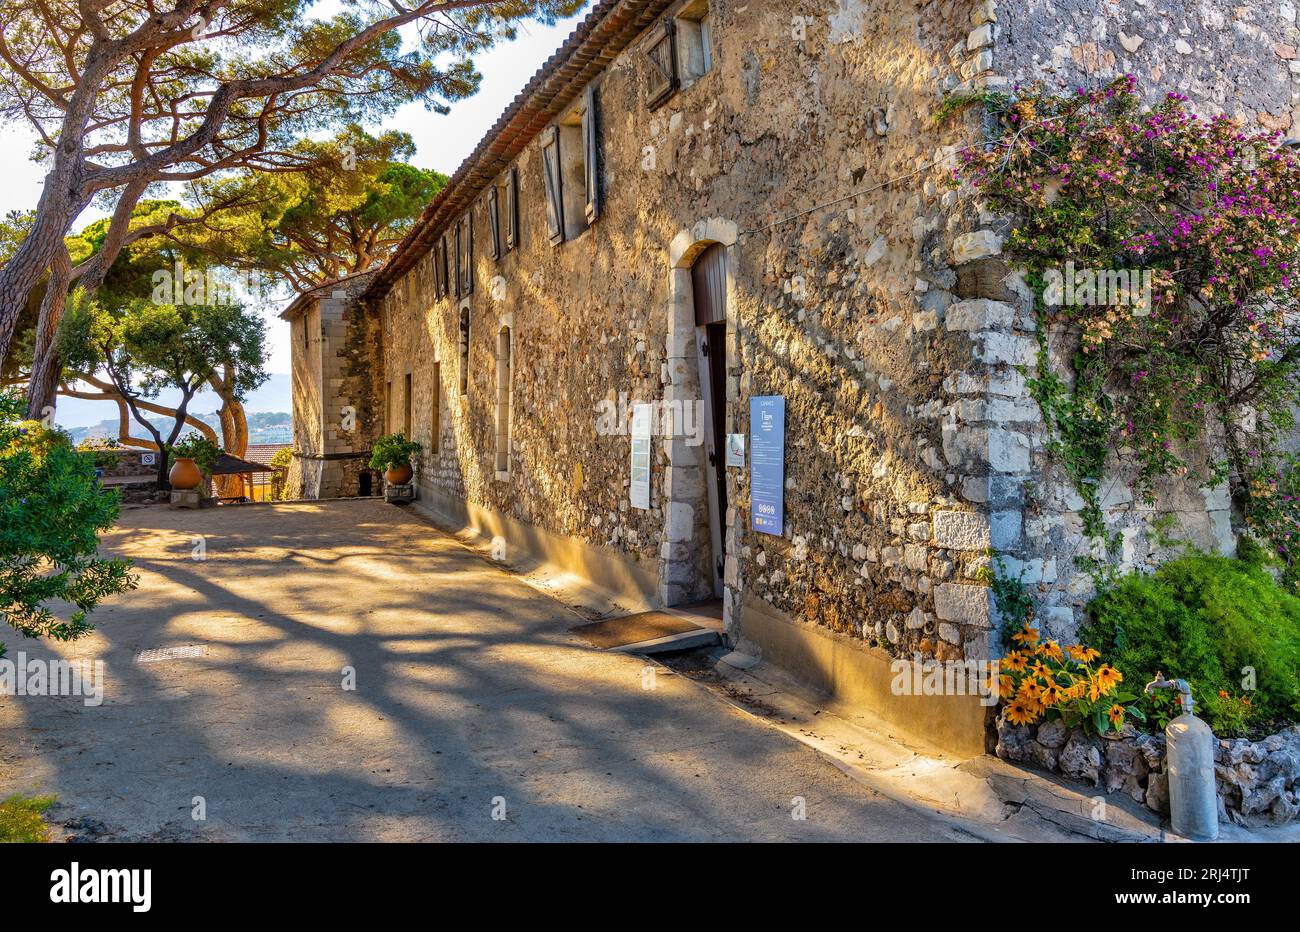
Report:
750,395,785,536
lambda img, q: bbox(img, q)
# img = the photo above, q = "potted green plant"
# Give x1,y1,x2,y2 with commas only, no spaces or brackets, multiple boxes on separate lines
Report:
168,433,220,491
369,432,421,485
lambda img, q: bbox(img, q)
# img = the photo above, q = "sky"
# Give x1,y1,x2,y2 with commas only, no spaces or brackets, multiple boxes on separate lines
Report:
0,3,588,423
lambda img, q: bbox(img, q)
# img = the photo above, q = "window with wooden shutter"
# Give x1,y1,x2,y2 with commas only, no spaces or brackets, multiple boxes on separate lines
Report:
677,0,714,85
504,167,519,251
540,126,564,245
582,85,602,225
645,19,677,109
459,214,473,295
487,186,501,260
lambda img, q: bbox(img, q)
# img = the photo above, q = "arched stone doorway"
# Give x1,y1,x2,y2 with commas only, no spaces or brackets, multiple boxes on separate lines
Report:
660,218,740,632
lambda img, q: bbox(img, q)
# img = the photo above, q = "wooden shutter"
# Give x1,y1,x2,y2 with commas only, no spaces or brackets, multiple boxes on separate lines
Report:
505,167,519,250
645,20,677,109
439,236,449,298
487,186,501,260
452,226,462,299
433,238,444,298
540,126,564,245
459,214,473,295
582,85,602,225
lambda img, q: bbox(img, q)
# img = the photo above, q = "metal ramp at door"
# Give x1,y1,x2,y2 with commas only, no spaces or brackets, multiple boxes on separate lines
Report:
570,601,724,654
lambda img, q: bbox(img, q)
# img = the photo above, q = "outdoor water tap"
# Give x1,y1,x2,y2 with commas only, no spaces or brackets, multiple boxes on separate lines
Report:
1144,671,1218,841
1144,672,1195,716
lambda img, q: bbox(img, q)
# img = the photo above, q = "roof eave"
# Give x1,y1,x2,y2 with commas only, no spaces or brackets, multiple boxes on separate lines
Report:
362,0,673,303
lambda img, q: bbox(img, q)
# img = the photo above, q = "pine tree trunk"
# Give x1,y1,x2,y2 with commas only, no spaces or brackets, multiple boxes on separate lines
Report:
211,369,249,499
0,153,90,368
25,246,73,420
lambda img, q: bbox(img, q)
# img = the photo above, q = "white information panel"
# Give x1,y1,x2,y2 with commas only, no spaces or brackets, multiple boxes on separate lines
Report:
630,403,653,510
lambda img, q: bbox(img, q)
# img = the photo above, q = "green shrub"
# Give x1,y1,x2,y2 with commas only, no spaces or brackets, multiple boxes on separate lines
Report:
368,432,421,472
0,793,56,843
1082,551,1300,735
0,392,137,657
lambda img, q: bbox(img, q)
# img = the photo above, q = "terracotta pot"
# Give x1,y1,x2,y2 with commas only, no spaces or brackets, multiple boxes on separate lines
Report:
169,456,203,490
385,463,413,485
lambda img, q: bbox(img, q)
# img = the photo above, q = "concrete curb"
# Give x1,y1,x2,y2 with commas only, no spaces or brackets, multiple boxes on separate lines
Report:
660,652,1177,843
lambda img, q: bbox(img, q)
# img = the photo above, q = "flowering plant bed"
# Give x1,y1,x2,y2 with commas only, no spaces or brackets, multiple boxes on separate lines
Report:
993,620,1300,824
998,623,1138,735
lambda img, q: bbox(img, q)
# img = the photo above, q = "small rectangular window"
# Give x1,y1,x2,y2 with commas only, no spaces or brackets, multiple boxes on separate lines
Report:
487,186,502,260
677,1,713,84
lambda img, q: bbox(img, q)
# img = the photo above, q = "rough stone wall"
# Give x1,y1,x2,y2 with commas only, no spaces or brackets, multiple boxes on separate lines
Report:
365,0,1036,663
951,1,1300,643
999,0,1294,126
288,274,384,499
288,296,322,499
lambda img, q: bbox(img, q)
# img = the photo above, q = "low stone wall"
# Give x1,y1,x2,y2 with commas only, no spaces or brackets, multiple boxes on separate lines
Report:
118,484,165,505
997,717,1300,826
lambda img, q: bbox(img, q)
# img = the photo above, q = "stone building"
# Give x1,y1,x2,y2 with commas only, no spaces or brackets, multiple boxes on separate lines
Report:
281,270,384,500
287,0,1294,755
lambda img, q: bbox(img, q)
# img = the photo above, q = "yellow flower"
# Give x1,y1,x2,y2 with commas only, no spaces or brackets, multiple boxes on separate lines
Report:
1107,704,1125,728
1041,683,1067,707
1039,640,1064,662
1067,644,1101,663
1096,664,1124,693
1003,651,1029,673
998,675,1015,698
1018,679,1043,701
1011,625,1040,647
1030,660,1053,680
1005,698,1041,727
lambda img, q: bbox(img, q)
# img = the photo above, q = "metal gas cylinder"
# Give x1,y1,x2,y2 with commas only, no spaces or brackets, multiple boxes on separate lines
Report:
1146,673,1219,841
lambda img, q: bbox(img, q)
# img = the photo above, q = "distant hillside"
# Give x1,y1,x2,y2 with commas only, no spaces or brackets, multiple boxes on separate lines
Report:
55,372,292,430
69,410,291,447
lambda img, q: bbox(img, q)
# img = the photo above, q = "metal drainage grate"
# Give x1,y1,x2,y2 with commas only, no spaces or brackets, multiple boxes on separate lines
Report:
134,645,206,664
